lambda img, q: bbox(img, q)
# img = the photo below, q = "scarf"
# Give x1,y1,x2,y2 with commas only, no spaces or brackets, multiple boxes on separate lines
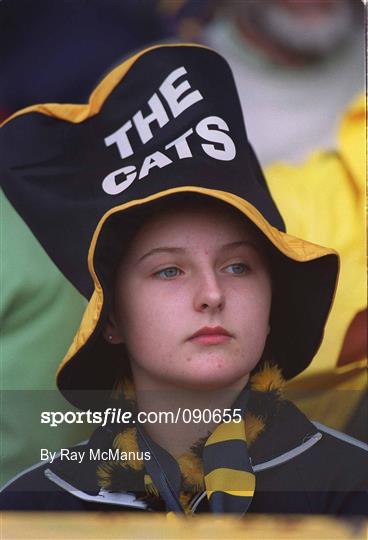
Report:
97,363,284,514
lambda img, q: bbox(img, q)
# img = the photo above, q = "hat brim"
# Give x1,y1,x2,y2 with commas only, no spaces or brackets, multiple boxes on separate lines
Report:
57,186,339,410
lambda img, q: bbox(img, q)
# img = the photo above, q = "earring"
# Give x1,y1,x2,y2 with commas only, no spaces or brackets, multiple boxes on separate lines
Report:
108,335,113,342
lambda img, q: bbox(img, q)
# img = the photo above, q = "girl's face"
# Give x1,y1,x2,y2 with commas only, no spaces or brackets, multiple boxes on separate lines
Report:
106,201,272,390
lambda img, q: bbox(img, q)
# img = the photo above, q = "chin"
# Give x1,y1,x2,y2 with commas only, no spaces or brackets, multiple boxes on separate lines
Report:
171,366,251,392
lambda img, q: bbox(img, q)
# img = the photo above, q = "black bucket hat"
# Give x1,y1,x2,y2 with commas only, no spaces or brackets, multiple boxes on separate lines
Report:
0,44,339,410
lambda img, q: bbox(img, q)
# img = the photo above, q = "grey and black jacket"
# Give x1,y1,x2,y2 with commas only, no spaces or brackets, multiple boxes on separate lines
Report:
2,387,367,516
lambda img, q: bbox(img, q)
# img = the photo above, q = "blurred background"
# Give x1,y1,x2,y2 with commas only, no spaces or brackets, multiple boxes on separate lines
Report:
1,0,366,487
0,0,364,163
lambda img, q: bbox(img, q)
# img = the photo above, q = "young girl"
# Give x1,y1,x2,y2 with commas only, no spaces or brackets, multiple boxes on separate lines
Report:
1,44,367,515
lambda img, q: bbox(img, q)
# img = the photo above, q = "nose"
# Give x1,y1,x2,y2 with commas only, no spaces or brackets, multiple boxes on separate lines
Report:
193,269,225,313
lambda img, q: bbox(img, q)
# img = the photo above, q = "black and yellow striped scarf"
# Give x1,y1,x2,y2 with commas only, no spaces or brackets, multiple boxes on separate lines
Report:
97,363,284,514
202,388,255,514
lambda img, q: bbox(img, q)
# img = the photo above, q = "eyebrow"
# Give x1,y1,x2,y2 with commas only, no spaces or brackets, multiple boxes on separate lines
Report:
137,241,259,263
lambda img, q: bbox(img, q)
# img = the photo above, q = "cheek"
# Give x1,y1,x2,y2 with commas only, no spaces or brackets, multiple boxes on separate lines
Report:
232,277,272,335
227,285,271,375
115,289,150,339
115,283,185,352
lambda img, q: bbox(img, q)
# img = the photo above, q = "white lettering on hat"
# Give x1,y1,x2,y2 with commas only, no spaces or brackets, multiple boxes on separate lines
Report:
104,120,134,160
102,116,237,195
196,116,236,161
159,66,203,118
165,128,194,159
102,165,137,195
104,66,203,160
133,94,169,145
139,151,173,180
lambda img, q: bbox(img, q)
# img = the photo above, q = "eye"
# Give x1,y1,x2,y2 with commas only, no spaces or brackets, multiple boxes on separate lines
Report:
223,263,248,275
154,267,183,279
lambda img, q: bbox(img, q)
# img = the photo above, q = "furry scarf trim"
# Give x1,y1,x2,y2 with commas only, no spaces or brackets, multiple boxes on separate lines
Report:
97,363,285,511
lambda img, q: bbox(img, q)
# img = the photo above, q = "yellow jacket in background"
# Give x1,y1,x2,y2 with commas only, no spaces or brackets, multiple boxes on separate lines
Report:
266,95,366,430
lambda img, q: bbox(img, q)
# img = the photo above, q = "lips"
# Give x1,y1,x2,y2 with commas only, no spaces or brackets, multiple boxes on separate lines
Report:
189,326,232,345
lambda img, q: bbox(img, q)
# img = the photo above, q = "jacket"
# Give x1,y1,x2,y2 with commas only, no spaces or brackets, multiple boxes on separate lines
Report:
265,95,366,434
2,368,367,516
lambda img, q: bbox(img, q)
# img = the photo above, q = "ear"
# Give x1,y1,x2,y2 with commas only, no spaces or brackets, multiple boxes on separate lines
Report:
102,313,124,345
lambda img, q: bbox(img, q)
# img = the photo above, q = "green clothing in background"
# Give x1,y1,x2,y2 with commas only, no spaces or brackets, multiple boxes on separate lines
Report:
1,191,89,487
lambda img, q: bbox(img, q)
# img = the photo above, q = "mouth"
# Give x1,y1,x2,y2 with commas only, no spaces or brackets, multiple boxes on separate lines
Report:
189,326,232,345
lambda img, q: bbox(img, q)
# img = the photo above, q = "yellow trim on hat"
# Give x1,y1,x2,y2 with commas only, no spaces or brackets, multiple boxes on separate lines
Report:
60,288,103,367
57,185,338,382
0,43,214,128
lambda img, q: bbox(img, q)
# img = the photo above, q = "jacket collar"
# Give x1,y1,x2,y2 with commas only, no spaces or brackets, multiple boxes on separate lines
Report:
46,365,322,509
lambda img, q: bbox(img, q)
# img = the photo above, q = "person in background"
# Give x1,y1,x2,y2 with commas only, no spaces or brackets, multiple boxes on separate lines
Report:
1,193,89,487
265,95,367,441
201,0,364,164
